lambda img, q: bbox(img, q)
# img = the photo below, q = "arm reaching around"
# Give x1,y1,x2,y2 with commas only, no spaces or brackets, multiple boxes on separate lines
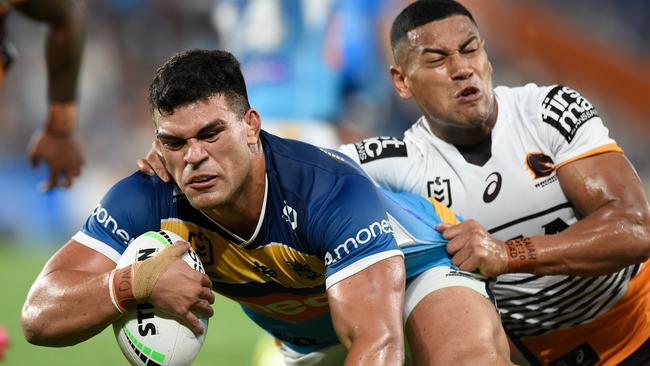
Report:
137,140,171,183
441,152,650,277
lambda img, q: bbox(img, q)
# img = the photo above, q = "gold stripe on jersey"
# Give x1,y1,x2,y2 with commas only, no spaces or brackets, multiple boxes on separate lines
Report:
428,198,460,225
555,143,623,170
161,219,326,288
523,262,650,365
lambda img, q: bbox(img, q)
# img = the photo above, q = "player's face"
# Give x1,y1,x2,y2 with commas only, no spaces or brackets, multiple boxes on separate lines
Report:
393,15,495,130
154,95,260,211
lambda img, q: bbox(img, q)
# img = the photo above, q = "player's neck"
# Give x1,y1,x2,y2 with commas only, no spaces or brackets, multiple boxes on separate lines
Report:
426,102,498,146
203,152,266,240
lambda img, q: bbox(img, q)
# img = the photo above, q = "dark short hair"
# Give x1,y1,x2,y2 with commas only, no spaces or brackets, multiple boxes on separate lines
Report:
148,49,251,117
390,0,477,52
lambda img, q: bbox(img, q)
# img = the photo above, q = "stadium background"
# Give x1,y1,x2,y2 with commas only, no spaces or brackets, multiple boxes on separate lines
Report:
0,0,649,365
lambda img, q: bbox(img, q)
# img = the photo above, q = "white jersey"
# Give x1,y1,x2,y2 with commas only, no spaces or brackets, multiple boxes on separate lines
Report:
339,83,637,340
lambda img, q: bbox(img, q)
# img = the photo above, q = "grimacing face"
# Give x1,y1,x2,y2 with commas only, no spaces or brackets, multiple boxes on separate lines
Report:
154,95,259,211
392,15,495,130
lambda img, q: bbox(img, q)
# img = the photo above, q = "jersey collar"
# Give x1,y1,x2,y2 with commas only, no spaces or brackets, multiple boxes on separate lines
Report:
199,174,268,247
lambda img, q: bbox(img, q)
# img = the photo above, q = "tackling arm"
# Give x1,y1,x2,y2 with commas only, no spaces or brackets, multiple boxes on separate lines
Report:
327,256,406,366
444,152,650,277
532,151,650,275
443,152,650,277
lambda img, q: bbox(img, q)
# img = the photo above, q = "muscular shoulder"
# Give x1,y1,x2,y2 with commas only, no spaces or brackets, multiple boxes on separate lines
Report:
101,171,172,211
264,131,378,203
76,172,173,257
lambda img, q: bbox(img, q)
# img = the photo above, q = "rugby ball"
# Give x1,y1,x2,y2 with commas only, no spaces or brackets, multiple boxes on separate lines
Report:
112,230,209,366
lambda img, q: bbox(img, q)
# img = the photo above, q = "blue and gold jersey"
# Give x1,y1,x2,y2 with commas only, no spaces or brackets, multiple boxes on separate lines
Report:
73,131,457,352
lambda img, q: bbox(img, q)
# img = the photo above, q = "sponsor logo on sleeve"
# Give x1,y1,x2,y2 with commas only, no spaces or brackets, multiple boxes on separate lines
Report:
324,219,394,265
91,203,132,245
541,85,599,143
355,137,407,163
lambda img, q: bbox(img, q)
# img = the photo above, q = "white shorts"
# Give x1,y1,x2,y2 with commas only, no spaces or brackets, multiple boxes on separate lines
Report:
404,265,490,321
265,266,489,366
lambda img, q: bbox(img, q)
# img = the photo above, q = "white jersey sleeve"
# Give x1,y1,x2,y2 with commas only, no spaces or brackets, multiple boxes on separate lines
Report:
516,83,622,167
338,135,428,193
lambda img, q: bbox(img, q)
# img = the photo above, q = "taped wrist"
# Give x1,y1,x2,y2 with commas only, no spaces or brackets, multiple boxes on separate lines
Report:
109,243,186,314
505,237,538,273
109,266,136,314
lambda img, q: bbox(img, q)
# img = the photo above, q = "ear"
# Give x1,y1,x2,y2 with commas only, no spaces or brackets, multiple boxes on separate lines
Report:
243,108,261,145
390,64,413,100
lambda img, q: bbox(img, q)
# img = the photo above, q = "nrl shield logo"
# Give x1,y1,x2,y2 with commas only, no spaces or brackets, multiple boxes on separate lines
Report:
427,177,452,207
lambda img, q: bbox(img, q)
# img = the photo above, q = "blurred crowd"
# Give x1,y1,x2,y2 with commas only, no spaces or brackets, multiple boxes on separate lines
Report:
0,0,649,243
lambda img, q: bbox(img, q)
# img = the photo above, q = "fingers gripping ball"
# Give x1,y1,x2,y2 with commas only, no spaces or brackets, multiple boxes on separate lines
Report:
109,241,189,313
112,230,208,366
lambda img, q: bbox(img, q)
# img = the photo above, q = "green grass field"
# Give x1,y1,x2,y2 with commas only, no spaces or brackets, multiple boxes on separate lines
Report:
0,244,267,366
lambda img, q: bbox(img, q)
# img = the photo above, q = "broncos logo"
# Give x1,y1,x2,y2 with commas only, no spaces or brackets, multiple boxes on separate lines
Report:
526,153,555,178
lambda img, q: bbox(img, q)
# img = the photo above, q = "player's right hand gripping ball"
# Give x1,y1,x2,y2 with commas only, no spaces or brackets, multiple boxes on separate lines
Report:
112,230,208,366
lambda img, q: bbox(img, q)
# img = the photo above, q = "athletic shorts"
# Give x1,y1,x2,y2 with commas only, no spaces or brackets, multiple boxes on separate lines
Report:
275,265,489,366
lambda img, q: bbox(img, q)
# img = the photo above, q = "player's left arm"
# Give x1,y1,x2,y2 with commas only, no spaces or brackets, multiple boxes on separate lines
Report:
14,0,86,189
312,170,406,365
442,151,650,277
328,256,405,366
521,87,650,275
537,151,650,275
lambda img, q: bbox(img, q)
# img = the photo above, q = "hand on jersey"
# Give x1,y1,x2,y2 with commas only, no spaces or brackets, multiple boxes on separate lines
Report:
137,140,171,182
437,220,509,278
28,102,84,190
